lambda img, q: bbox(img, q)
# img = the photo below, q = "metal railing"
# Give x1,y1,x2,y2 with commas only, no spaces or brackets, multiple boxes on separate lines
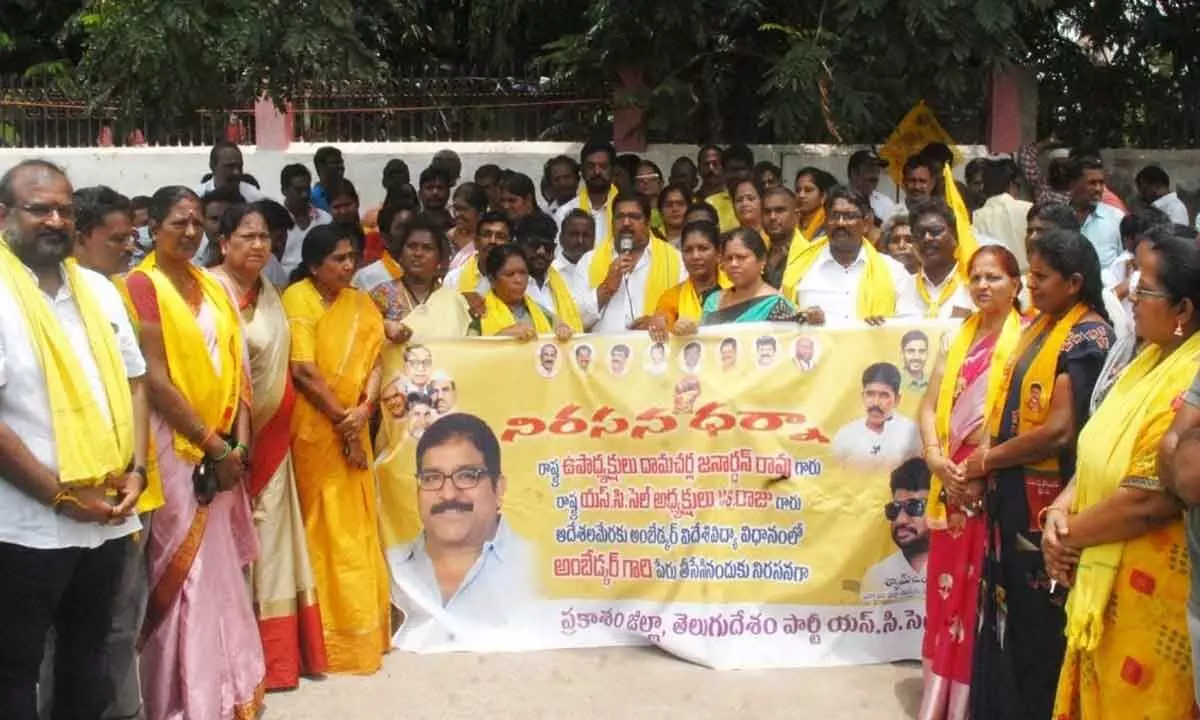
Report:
291,64,610,143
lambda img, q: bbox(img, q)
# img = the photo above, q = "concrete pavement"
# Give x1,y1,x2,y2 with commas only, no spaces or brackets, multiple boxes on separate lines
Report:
264,648,923,719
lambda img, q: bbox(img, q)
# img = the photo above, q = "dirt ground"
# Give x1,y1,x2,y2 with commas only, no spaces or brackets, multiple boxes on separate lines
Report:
264,647,922,719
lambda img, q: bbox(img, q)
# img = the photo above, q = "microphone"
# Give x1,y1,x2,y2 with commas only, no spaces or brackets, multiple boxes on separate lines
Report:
616,232,637,326
618,232,634,255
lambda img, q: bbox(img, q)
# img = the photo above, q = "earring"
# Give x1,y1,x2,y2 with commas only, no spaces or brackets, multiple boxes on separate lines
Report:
1175,320,1184,337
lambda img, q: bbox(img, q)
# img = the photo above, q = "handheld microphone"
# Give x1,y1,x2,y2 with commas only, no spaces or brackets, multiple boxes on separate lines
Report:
618,233,634,255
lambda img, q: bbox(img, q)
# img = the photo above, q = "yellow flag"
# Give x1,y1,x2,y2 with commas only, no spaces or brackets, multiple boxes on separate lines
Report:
942,163,979,282
879,101,964,187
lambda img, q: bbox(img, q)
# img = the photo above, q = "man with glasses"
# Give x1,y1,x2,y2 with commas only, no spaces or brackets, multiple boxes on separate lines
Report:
789,187,918,325
901,200,975,320
860,458,930,603
516,213,591,331
387,413,537,651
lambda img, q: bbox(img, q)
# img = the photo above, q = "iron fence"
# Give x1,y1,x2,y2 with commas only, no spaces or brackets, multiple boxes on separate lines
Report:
292,64,610,143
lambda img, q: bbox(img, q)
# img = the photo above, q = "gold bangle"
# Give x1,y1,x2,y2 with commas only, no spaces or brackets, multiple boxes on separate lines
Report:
1037,505,1063,529
51,489,87,512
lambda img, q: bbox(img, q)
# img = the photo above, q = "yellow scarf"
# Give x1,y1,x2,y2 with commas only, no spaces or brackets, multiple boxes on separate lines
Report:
456,255,483,293
943,164,979,283
677,279,706,321
987,304,1088,474
780,238,896,318
380,250,404,281
1065,331,1200,651
0,245,133,486
800,208,826,243
587,237,682,316
705,191,738,233
916,267,963,318
579,184,619,249
129,252,243,464
929,310,1022,525
480,291,553,336
545,268,583,332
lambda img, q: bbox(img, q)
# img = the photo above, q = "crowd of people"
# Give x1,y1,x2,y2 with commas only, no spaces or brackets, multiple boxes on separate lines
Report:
1,131,1200,720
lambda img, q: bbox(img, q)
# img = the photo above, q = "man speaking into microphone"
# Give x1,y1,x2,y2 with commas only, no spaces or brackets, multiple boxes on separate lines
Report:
578,191,686,335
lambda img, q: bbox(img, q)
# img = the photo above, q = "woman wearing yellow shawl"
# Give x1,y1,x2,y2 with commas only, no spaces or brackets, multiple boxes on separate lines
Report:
1044,231,1199,719
647,220,722,341
915,246,1024,720
282,224,390,674
124,186,265,720
467,243,574,341
731,178,765,239
794,166,836,244
961,228,1115,720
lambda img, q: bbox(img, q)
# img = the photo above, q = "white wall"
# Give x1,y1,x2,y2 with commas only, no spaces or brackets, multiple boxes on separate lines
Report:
0,142,1195,213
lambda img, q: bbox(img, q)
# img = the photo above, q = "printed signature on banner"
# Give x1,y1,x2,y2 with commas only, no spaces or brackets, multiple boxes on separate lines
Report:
558,606,926,643
503,402,831,444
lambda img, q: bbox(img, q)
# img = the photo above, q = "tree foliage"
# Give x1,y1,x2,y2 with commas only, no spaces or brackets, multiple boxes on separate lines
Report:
0,0,1195,144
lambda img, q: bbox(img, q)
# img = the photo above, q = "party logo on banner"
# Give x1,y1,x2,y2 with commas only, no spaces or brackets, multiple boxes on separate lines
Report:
374,321,954,669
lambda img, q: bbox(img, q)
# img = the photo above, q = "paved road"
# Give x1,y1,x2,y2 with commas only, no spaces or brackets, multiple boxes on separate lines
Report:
265,648,922,719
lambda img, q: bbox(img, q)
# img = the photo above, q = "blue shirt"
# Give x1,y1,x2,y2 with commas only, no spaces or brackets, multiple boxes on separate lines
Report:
310,183,330,212
1080,202,1124,272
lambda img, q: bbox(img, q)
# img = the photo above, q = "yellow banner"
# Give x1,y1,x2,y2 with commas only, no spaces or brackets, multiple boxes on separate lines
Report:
880,100,963,187
377,322,952,667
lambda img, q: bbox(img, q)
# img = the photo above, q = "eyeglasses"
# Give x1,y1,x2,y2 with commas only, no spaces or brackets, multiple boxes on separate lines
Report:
1131,286,1173,301
12,202,76,222
417,466,490,491
828,211,863,223
884,498,927,520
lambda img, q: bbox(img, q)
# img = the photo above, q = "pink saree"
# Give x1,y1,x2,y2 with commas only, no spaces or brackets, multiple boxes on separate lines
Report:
919,332,996,720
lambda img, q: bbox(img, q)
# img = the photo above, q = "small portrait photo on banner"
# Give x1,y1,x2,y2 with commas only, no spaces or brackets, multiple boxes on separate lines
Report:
718,337,739,372
609,343,632,377
679,341,703,375
829,362,922,470
755,335,779,368
573,343,594,373
646,342,670,375
535,342,561,379
792,335,820,372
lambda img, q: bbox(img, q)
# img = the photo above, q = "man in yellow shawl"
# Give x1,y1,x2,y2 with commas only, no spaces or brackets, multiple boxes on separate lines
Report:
515,213,586,332
782,186,919,325
577,191,686,335
0,160,149,718
552,140,618,248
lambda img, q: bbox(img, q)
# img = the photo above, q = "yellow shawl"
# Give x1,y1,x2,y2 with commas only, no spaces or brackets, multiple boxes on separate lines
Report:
456,255,482,293
380,250,404,281
1065,331,1200,651
587,237,682,316
0,244,133,486
917,267,964,318
579,184,619,249
130,252,243,464
987,304,1088,476
677,279,706,321
800,208,826,243
480,291,553,336
780,239,896,318
545,268,583,332
705,191,738,233
943,164,979,283
929,310,1022,525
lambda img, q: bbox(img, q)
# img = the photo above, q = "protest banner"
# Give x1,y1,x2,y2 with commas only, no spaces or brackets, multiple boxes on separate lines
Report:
376,321,953,669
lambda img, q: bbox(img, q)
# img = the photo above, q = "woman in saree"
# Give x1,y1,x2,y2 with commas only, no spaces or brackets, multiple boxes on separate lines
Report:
916,246,1024,720
212,202,328,691
794,166,837,242
731,178,765,238
646,220,721,343
687,228,796,328
448,182,487,272
1045,230,1199,718
125,186,264,719
282,223,390,674
657,183,692,248
963,228,1114,719
360,218,449,346
466,243,573,341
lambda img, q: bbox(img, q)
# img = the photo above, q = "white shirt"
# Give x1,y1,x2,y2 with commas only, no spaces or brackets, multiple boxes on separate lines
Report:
194,179,265,202
869,191,896,222
388,519,540,652
1101,249,1135,291
555,195,611,245
448,243,476,271
829,414,921,470
443,261,490,296
794,244,919,324
1152,192,1190,226
0,265,144,550
860,549,925,603
281,207,333,276
973,193,1032,270
576,241,687,335
902,266,975,319
540,257,601,330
